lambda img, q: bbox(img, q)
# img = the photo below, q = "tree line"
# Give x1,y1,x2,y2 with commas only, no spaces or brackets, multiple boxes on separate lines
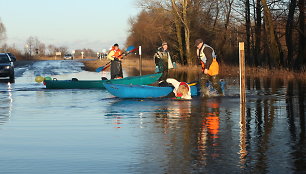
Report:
0,18,97,59
126,0,305,70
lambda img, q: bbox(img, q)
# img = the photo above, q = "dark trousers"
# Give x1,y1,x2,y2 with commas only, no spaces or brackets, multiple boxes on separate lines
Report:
110,60,123,79
199,73,222,96
159,69,168,81
157,60,168,81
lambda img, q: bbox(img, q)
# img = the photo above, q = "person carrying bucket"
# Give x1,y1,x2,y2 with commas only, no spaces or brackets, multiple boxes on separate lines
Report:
153,41,176,85
195,39,222,97
107,43,123,79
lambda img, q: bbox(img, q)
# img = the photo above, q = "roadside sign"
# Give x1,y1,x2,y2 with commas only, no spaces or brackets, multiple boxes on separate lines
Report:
139,46,142,55
81,51,84,59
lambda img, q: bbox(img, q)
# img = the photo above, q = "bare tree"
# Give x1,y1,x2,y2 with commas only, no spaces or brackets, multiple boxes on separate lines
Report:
245,0,251,65
0,18,6,48
128,0,305,69
285,0,297,68
58,46,68,55
171,2,184,64
213,0,220,29
216,0,235,60
171,0,192,64
254,0,262,66
25,36,46,57
296,0,305,68
38,43,46,56
261,0,281,67
25,36,35,57
47,44,56,56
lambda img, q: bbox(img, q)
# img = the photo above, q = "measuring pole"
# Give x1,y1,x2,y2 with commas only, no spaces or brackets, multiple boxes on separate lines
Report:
239,42,246,104
139,46,142,76
239,42,247,165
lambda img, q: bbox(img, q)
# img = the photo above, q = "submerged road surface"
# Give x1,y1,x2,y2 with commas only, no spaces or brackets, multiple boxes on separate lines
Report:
0,60,305,173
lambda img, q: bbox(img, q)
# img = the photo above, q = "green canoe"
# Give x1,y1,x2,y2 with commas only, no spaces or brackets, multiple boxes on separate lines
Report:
43,73,162,89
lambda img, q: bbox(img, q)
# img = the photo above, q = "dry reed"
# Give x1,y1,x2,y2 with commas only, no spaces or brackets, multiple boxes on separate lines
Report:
79,57,306,80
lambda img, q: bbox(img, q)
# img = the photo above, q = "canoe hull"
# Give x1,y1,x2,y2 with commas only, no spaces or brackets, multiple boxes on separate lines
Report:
44,80,104,89
44,73,162,89
104,80,225,99
104,83,173,98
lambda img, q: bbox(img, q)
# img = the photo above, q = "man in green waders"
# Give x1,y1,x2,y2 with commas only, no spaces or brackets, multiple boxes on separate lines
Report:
153,41,176,86
195,39,222,97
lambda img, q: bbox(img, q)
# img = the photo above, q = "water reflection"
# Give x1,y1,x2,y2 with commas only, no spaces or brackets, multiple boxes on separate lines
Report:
239,102,247,168
104,99,161,128
195,98,222,168
243,78,306,172
147,97,226,173
103,77,305,173
288,80,306,172
0,82,13,126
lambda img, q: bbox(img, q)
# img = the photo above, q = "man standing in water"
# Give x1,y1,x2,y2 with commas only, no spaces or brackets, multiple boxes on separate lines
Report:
195,39,222,96
107,43,123,79
154,41,175,84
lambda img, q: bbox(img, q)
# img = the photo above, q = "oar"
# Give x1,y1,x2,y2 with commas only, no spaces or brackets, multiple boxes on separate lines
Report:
95,61,111,72
95,46,137,72
100,63,111,71
99,47,139,72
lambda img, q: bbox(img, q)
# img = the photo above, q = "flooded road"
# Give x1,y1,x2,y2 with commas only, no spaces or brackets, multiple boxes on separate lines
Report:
0,60,305,173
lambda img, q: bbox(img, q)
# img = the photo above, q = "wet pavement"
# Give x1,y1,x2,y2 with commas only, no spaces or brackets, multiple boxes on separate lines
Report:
0,60,305,173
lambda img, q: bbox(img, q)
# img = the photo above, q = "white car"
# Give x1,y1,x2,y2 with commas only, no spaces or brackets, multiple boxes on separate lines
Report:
63,54,73,60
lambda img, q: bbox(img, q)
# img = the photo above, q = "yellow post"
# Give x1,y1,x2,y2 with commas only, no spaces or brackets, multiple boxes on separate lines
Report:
239,42,246,103
239,42,247,167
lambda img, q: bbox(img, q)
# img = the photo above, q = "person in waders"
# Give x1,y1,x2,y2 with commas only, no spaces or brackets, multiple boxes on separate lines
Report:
107,43,123,79
195,39,222,97
153,41,176,86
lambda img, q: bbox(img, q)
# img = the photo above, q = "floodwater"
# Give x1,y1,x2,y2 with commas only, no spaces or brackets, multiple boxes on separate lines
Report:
0,60,305,173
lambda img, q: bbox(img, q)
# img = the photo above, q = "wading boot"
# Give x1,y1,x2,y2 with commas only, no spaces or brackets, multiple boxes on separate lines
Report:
200,74,210,97
211,75,223,95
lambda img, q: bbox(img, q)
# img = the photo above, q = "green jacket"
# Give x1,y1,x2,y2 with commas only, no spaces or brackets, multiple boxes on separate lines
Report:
153,47,174,72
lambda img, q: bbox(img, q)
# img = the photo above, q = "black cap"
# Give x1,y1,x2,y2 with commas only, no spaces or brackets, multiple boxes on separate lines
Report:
195,39,203,46
114,43,119,47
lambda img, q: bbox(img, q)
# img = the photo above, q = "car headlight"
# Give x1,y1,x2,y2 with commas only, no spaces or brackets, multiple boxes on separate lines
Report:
4,66,11,69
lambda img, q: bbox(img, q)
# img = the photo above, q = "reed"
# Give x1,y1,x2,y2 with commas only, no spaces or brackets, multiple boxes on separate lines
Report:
81,57,306,80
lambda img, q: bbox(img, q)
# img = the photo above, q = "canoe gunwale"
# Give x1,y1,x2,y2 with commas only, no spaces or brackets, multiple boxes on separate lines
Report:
43,73,162,89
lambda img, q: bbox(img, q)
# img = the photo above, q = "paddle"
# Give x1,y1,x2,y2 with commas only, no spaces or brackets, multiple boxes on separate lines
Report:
97,47,139,72
96,61,111,72
95,46,136,72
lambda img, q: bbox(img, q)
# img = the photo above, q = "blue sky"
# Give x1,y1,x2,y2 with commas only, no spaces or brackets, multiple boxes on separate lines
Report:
0,0,140,51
